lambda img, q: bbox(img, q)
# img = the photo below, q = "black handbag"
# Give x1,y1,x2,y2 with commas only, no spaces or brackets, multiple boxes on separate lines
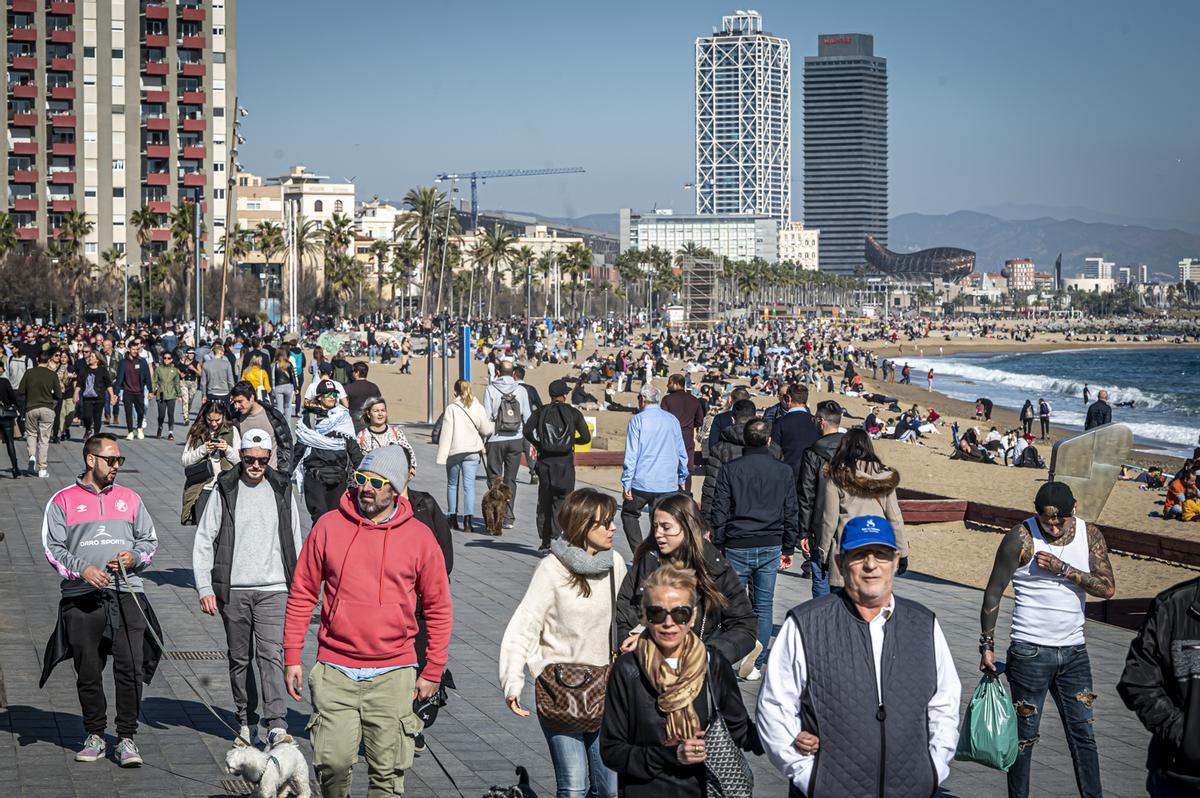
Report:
412,669,456,728
183,459,212,487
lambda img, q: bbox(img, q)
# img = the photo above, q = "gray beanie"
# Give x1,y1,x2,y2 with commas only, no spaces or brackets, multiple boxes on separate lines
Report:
358,444,411,494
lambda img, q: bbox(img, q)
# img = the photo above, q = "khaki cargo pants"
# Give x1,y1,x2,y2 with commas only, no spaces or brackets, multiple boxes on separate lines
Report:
308,663,424,797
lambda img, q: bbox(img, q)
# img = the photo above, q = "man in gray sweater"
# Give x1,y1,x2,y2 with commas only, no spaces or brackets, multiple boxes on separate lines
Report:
200,342,236,404
192,428,301,747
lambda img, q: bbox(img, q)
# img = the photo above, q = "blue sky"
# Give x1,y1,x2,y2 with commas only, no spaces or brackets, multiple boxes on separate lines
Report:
237,0,1200,225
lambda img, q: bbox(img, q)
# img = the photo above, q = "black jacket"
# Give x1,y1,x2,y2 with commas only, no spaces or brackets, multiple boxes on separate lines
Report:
208,466,298,605
409,489,453,576
259,403,295,475
1117,577,1200,788
1084,400,1112,430
615,541,757,665
710,447,799,554
600,647,761,798
523,401,591,457
797,431,844,543
771,410,820,476
700,421,782,520
41,591,164,689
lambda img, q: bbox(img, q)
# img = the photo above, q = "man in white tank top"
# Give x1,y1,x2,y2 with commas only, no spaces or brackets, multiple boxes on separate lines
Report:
978,482,1116,798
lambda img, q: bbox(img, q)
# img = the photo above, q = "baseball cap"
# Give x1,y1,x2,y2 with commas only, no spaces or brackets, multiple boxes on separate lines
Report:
549,379,570,398
840,515,897,552
315,379,339,395
1034,482,1076,516
240,429,274,452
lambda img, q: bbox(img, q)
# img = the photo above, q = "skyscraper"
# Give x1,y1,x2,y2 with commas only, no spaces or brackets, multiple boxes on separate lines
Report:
695,10,790,227
2,0,236,272
803,34,887,274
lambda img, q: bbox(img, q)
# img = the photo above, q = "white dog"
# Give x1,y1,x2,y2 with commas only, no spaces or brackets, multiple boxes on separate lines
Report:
225,743,311,798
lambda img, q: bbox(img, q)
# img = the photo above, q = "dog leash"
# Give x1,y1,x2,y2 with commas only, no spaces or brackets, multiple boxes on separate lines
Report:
116,561,256,748
423,744,469,798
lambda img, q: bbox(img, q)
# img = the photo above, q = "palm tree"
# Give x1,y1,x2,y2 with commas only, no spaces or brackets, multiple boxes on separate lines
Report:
369,238,391,308
390,239,421,316
321,214,355,305
101,246,125,320
254,221,285,269
129,205,160,319
57,210,95,317
0,212,18,258
325,253,364,316
167,203,200,318
561,242,593,314
537,252,555,316
397,186,457,315
512,245,536,314
476,224,517,318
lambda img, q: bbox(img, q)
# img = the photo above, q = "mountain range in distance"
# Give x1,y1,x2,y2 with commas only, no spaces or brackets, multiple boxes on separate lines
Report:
508,206,1200,280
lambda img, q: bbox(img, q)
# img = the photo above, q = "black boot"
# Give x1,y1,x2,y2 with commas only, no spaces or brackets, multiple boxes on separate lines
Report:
462,515,475,532
449,515,460,531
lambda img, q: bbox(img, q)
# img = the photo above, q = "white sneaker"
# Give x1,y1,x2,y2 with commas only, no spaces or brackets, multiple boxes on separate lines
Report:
742,666,761,682
125,431,136,440
136,428,144,440
37,469,48,479
737,641,764,679
236,725,260,747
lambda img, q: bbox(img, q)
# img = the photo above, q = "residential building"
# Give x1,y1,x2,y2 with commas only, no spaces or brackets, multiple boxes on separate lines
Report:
454,224,586,288
356,198,404,241
619,208,778,263
1134,263,1149,285
1033,271,1054,293
694,10,790,226
1005,259,1035,292
778,221,819,270
272,165,354,232
1179,258,1200,283
233,171,282,230
803,33,887,274
1118,266,1131,286
1064,277,1116,294
2,0,237,269
1082,257,1114,280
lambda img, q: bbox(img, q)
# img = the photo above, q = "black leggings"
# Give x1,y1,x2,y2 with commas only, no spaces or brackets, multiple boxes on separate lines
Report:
1040,416,1050,438
1022,418,1033,435
0,419,18,472
155,399,176,434
80,398,105,438
123,393,145,432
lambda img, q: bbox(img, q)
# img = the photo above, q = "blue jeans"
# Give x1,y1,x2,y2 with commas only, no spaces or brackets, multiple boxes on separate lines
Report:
1005,641,1102,798
445,452,479,517
809,556,830,599
539,718,617,798
724,544,781,668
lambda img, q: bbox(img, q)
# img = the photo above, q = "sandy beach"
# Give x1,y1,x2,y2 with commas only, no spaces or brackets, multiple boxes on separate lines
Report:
349,331,1200,599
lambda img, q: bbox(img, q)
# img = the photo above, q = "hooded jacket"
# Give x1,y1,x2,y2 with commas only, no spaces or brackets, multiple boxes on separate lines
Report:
816,461,907,588
796,431,845,543
699,421,782,519
282,491,453,683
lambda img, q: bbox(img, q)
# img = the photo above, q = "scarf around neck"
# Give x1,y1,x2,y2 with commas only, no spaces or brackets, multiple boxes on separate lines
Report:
550,538,613,576
637,628,707,743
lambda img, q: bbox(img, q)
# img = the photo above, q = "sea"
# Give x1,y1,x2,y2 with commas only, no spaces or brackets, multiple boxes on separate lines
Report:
898,347,1200,459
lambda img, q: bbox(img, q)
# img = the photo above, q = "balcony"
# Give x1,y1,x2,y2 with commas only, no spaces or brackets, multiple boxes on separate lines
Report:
10,84,37,99
181,62,204,77
145,33,169,48
50,86,75,100
51,141,75,156
181,6,204,21
182,145,205,159
150,228,171,242
49,1,76,12
144,89,170,103
50,170,76,185
181,172,206,188
11,0,36,12
50,113,76,127
49,29,75,44
179,35,205,49
12,198,38,212
147,200,171,214
145,144,169,158
10,26,37,42
49,56,75,71
11,55,37,70
181,90,206,104
11,141,37,155
143,60,169,76
145,116,170,130
11,169,38,183
144,3,168,20
16,227,39,240
51,199,75,212
145,171,170,186
181,117,205,132
10,112,37,127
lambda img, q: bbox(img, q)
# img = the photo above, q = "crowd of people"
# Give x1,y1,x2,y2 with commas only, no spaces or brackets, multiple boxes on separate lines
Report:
3,311,1199,798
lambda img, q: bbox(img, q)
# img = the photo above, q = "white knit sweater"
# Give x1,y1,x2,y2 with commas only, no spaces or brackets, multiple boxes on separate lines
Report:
435,398,494,463
498,553,627,700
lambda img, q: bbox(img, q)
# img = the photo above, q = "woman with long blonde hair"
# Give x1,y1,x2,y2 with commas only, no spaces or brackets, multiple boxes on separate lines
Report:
435,378,493,531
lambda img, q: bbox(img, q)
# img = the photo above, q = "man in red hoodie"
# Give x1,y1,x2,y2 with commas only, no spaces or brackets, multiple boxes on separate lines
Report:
283,444,452,798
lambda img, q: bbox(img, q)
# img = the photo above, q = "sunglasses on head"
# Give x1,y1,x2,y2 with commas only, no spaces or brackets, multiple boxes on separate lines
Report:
352,471,388,490
242,455,269,467
92,454,126,467
645,605,694,625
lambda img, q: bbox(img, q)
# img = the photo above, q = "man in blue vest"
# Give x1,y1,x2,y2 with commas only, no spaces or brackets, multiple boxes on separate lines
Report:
756,515,961,797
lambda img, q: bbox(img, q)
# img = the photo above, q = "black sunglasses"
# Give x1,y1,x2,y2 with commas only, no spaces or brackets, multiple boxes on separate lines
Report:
645,605,694,625
242,455,269,467
92,454,126,467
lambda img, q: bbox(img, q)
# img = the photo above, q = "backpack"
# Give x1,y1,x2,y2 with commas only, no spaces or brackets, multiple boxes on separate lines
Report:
1018,445,1045,469
494,389,522,434
332,361,351,385
535,404,575,456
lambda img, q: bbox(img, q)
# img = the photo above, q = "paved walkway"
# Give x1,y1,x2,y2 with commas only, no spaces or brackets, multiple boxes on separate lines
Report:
0,412,1158,797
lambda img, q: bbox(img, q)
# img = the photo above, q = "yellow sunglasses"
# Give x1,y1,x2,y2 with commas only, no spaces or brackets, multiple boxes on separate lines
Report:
352,471,388,490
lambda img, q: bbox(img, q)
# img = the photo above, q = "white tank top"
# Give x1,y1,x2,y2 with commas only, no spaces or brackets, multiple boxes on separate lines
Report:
1010,516,1089,646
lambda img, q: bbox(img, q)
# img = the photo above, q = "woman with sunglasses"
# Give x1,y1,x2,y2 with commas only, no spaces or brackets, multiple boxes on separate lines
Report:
615,494,757,674
601,561,761,797
180,401,240,525
293,380,363,524
499,488,626,798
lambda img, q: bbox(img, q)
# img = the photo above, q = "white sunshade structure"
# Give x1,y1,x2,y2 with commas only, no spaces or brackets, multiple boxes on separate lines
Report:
695,10,791,228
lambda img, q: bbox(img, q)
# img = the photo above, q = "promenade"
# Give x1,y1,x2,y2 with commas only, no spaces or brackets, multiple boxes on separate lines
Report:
0,415,1159,797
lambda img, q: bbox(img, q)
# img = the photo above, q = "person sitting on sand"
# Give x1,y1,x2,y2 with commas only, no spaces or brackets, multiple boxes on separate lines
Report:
1163,469,1193,520
1181,487,1200,522
604,381,637,413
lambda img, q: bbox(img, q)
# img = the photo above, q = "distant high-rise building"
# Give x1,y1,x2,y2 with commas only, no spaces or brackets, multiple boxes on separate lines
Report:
2,0,237,271
1005,258,1036,292
1180,258,1200,283
779,221,819,270
695,10,790,227
803,33,887,274
1118,266,1131,286
1083,257,1114,280
1136,263,1149,284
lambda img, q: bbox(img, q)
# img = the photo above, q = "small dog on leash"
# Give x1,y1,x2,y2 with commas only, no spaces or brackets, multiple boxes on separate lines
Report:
481,479,513,536
225,743,311,798
483,765,537,798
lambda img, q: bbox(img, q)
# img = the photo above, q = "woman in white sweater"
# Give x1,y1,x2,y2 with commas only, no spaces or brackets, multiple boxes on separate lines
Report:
500,488,625,798
435,379,494,531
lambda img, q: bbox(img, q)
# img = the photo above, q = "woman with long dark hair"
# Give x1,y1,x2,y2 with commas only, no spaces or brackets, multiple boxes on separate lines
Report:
814,428,908,594
1020,399,1035,436
180,400,240,525
73,349,115,439
615,494,757,673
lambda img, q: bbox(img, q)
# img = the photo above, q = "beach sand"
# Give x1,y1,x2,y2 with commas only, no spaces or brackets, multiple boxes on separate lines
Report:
354,332,1199,599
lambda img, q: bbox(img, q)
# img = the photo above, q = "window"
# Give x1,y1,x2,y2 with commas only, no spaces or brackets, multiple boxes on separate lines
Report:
84,75,96,86
214,52,226,64
112,159,124,170
85,242,97,254
111,20,124,31
214,106,225,116
112,48,124,59
84,46,96,58
83,131,97,143
114,215,125,225
214,161,225,172
112,75,124,88
114,243,125,254
314,200,324,212
113,187,125,197
214,188,225,199
213,26,225,36
213,79,225,90
113,104,125,114
334,200,343,212
245,200,261,210
85,189,97,198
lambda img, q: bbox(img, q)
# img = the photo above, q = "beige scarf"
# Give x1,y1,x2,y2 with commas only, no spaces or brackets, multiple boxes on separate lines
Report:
637,629,707,742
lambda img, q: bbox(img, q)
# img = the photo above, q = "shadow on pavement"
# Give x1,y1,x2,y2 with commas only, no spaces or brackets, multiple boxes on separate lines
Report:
463,539,543,558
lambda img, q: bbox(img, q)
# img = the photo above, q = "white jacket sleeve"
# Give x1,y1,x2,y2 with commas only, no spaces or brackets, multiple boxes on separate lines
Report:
498,560,556,701
756,616,815,794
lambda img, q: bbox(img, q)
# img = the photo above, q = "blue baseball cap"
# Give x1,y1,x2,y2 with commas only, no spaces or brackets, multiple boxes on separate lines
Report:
841,515,897,552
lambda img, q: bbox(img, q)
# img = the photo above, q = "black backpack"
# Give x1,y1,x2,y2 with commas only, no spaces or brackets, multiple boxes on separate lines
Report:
494,390,523,434
535,404,576,456
1018,445,1045,469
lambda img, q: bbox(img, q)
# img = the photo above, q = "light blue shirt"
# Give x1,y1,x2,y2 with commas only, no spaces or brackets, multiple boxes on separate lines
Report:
321,663,415,682
621,404,689,493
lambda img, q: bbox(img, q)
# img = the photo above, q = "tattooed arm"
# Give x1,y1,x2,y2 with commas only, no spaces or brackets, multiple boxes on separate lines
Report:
1037,522,1117,599
979,524,1032,673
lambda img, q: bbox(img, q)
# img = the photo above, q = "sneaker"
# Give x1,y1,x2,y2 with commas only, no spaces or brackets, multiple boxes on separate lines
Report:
529,473,539,485
75,734,106,762
27,456,36,474
413,732,426,753
116,738,142,767
266,728,294,748
737,642,763,679
167,432,175,441
136,429,144,440
742,666,762,682
503,521,514,530
125,431,136,440
37,469,48,479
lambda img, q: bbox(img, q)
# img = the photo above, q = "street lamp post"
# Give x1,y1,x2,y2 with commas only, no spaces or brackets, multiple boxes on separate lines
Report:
192,187,203,335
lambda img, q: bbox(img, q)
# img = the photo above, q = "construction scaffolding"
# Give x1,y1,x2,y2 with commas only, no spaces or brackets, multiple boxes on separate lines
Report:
680,256,720,324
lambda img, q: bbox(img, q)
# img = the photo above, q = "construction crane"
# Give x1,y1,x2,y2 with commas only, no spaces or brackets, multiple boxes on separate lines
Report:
434,167,585,232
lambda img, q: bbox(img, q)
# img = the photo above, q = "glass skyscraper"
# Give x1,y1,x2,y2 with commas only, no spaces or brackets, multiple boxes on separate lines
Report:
695,11,791,227
803,34,887,273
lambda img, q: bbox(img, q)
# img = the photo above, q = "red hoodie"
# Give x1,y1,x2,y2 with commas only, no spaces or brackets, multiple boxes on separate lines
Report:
283,491,452,683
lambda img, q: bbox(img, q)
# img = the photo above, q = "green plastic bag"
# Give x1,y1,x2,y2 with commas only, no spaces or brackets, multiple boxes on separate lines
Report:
954,673,1019,771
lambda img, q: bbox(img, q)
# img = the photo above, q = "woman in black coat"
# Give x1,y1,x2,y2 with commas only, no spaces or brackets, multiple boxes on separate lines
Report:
602,562,761,798
616,494,757,668
0,359,21,478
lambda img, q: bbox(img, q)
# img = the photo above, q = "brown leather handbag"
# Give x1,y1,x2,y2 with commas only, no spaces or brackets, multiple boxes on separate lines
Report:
534,568,617,733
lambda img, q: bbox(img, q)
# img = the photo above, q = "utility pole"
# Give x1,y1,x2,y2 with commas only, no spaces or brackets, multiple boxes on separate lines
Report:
193,187,203,336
